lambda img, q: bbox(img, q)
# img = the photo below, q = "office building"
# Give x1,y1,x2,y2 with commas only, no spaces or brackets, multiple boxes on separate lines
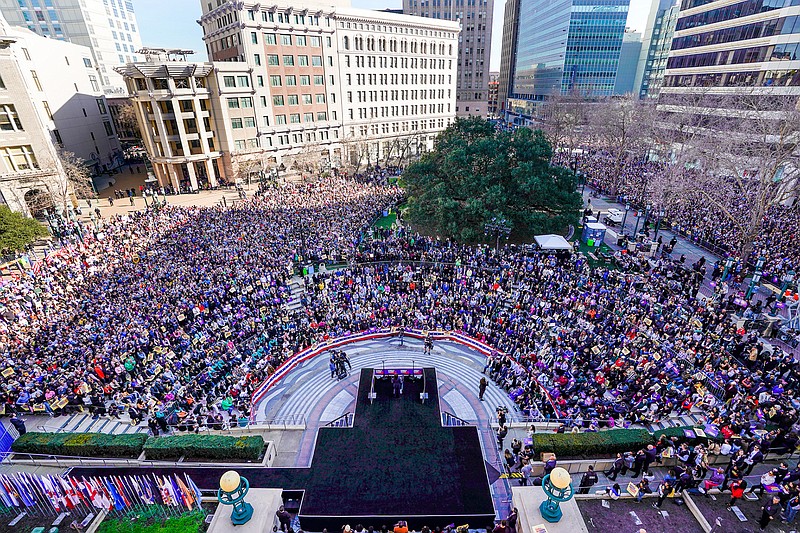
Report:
403,0,493,117
614,31,642,94
661,0,800,96
634,0,679,98
6,23,121,174
116,1,459,191
0,0,144,93
502,0,630,120
0,15,67,217
496,0,520,114
488,71,499,116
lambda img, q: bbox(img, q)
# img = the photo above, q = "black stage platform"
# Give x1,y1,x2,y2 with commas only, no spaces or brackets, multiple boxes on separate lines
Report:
70,368,495,531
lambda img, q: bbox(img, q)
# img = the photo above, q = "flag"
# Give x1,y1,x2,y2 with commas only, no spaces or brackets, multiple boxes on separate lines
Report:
185,475,203,510
14,473,37,508
104,478,126,511
169,475,186,508
90,477,112,511
9,475,32,508
48,475,68,510
164,476,180,507
0,476,20,507
31,474,54,511
157,476,174,506
138,476,155,505
82,477,102,509
0,477,13,507
40,475,60,512
175,476,195,509
24,473,47,508
112,477,131,508
58,476,78,509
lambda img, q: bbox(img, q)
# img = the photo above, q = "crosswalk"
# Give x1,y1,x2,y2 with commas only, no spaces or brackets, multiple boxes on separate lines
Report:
256,337,518,425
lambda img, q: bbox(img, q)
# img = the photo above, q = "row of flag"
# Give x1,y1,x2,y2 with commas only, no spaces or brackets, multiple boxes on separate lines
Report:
0,472,204,516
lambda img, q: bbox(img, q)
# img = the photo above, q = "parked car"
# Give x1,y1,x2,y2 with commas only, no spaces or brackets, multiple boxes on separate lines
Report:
604,208,624,226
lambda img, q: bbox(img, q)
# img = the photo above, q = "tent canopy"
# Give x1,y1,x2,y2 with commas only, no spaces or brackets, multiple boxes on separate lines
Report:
534,234,573,250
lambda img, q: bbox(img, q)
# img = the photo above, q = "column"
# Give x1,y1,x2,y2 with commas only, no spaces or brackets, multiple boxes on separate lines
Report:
204,159,217,187
186,162,199,191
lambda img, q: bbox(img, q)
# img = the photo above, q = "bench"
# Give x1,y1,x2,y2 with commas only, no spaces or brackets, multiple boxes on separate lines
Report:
587,252,599,262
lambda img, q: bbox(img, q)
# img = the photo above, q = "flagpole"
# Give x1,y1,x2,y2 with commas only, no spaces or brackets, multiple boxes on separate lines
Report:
22,473,49,517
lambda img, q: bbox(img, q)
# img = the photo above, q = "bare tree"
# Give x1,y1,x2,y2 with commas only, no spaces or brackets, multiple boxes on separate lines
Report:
586,95,653,194
539,90,590,157
117,102,142,139
660,89,800,261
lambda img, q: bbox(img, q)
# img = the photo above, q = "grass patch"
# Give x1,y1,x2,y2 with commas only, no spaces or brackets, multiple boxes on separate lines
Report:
97,509,207,533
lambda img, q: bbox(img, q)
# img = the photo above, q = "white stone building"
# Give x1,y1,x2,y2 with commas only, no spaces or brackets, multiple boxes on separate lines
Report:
0,17,66,217
6,23,121,174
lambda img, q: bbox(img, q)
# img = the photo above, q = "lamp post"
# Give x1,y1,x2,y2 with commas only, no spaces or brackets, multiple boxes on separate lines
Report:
621,201,631,236
781,270,795,293
217,471,253,526
721,256,736,282
484,216,512,253
654,208,666,239
746,256,767,300
539,467,574,523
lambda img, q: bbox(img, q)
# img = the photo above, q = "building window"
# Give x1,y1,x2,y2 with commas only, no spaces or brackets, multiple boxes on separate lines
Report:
240,97,253,108
281,34,292,45
283,55,294,66
30,71,42,91
302,94,312,104
251,32,258,44
231,118,243,129
237,76,250,87
303,112,314,122
83,58,92,67
311,55,322,66
298,55,309,66
273,95,284,106
316,94,325,103
300,75,310,86
257,76,264,87
2,145,39,171
96,99,107,114
0,105,23,131
316,111,327,121
264,33,277,45
310,36,321,47
296,35,306,46
268,54,279,66
180,100,193,112
104,121,114,136
287,95,298,105
223,76,236,88
153,78,169,90
270,75,281,86
285,75,296,86
89,75,100,92
53,129,63,145
254,54,261,66
42,101,53,121
289,113,300,123
228,98,240,108
276,114,286,125
314,75,324,85
244,117,256,127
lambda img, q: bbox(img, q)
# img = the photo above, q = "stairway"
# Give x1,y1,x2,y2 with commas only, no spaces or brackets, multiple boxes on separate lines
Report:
38,412,150,436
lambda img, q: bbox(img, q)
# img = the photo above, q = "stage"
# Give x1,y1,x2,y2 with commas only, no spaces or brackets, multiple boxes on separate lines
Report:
70,368,496,531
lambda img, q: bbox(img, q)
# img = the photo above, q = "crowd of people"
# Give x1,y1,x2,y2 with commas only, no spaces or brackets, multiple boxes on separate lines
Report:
561,151,800,278
1,175,799,453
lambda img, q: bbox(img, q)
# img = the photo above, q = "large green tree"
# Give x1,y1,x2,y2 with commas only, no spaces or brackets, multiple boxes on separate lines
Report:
401,117,582,241
0,206,49,254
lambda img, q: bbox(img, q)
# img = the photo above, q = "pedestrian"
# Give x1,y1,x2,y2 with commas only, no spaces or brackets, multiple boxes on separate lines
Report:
520,462,532,487
497,424,508,450
743,445,764,476
397,327,404,346
727,479,747,510
760,495,782,530
276,505,291,532
108,196,114,206
479,377,487,401
631,449,646,478
635,478,651,503
653,480,673,509
605,453,623,481
748,469,777,498
9,414,26,435
578,466,598,495
423,334,433,354
507,508,518,533
544,454,557,476
783,493,800,524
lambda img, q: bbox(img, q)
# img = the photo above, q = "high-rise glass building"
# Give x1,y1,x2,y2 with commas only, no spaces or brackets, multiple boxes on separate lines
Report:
502,0,630,118
634,0,679,98
0,0,143,93
661,0,800,94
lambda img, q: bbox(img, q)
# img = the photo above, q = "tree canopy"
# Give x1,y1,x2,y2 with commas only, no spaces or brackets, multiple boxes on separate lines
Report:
0,206,49,254
401,117,582,241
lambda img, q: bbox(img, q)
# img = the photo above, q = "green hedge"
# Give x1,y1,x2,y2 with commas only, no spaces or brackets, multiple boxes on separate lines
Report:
143,434,265,462
12,432,147,458
531,429,652,457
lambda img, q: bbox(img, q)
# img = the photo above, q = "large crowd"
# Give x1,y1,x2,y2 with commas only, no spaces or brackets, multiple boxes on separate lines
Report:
562,152,800,278
1,176,799,449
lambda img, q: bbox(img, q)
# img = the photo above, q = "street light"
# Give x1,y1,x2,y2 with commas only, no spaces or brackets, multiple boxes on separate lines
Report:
722,256,736,282
654,208,666,239
746,256,767,300
621,201,631,235
781,270,796,293
633,204,650,237
484,216,512,252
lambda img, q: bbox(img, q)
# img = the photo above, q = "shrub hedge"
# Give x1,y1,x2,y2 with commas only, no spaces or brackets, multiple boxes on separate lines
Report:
531,429,652,457
143,434,265,462
12,432,147,458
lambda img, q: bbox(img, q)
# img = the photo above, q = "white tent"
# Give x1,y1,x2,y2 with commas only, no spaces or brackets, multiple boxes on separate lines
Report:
534,234,573,250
